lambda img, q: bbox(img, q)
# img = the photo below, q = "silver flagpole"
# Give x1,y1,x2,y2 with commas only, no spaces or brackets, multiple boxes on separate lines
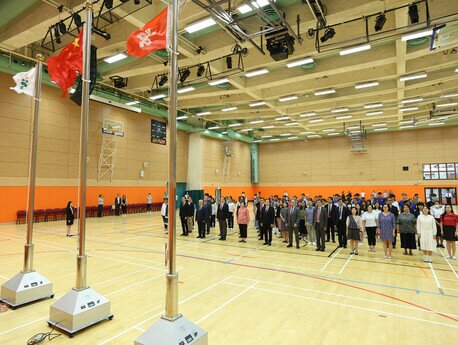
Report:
1,54,54,307
48,1,112,336
136,1,207,343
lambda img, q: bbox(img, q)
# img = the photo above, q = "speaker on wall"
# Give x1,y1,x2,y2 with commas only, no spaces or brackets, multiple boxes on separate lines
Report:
403,166,409,171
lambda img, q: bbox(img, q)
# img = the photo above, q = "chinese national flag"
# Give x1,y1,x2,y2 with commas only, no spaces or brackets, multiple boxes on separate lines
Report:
47,30,83,97
126,8,167,58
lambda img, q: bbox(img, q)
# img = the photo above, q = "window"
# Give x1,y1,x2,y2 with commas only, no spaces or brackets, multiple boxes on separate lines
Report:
422,162,458,180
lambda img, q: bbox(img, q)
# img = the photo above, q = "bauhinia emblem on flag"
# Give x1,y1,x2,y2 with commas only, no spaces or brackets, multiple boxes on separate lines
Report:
47,30,84,97
10,67,37,96
126,8,168,58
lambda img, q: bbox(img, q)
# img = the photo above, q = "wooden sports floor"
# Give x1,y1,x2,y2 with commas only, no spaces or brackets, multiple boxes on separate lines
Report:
0,210,457,344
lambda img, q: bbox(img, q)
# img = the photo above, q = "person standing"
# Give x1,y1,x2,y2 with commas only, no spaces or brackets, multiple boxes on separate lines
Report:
280,201,289,243
417,206,436,262
196,200,208,239
397,204,417,256
258,199,266,241
204,196,212,235
262,199,275,246
121,194,128,217
217,198,229,240
362,204,377,252
161,198,168,234
313,199,328,252
97,194,104,217
114,193,121,216
346,207,363,255
186,196,195,233
305,201,316,246
286,199,301,249
333,199,349,248
179,197,188,236
237,202,250,243
211,197,217,229
377,204,396,259
66,201,75,237
146,193,153,213
386,197,399,248
325,197,336,243
440,204,458,259
299,201,307,242
227,196,235,231
445,189,453,206
275,201,283,239
430,201,445,248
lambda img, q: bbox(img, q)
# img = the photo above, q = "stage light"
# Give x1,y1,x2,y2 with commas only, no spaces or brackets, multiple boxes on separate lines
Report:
159,75,168,86
374,13,386,32
73,13,82,27
197,65,205,77
134,0,141,4
179,68,190,83
226,56,232,69
320,27,335,43
58,21,67,34
408,4,419,24
104,0,113,9
54,26,61,44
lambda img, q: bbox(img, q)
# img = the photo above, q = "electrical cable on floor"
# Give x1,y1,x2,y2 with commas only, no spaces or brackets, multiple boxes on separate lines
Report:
26,322,62,345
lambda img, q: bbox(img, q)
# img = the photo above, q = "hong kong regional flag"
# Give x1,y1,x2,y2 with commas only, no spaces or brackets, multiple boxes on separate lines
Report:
47,30,83,97
127,8,168,58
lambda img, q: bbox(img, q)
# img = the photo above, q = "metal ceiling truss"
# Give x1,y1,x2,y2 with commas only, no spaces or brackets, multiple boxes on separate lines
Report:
343,121,367,153
191,0,301,54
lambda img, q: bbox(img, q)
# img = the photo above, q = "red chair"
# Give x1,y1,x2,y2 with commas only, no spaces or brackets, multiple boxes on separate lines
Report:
103,205,112,216
52,208,61,221
16,210,27,224
44,209,54,222
140,203,147,213
34,209,45,222
89,206,97,217
58,208,66,220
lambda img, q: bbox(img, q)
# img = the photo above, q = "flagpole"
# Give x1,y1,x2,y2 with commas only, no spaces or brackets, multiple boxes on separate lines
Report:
48,1,112,336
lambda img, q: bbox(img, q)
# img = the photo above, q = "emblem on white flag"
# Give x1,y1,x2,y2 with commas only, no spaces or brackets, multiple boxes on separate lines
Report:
10,67,37,96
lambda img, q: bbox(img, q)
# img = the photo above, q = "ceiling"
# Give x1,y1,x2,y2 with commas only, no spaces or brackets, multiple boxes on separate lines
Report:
1,0,458,143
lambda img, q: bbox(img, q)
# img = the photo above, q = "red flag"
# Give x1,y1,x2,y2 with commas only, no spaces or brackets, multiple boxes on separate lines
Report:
47,30,83,97
126,8,167,58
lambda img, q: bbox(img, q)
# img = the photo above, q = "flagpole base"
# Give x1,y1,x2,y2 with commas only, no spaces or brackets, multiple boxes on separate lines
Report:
135,314,207,345
1,271,53,308
48,287,112,338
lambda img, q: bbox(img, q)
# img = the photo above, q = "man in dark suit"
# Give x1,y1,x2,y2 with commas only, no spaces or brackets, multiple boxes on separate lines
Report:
257,199,265,241
186,196,195,233
196,200,209,238
204,196,212,235
261,199,275,245
333,199,349,248
217,197,229,240
387,196,399,248
313,199,328,251
286,199,301,248
179,197,188,236
114,194,121,216
326,197,337,243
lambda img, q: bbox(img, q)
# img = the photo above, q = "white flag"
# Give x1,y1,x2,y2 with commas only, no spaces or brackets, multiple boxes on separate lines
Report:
10,67,37,96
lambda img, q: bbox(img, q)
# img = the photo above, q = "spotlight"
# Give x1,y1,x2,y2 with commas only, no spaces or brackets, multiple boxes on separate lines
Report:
104,0,113,9
320,27,335,43
159,75,168,87
73,12,82,27
374,13,386,32
197,65,205,77
179,68,190,83
226,56,233,69
408,4,419,24
58,21,67,34
134,0,141,4
54,25,61,44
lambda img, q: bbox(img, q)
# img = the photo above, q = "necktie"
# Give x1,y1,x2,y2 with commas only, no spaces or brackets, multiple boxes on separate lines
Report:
339,207,342,220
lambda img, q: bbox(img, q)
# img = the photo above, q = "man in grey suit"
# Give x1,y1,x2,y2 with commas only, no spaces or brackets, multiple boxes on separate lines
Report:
286,199,301,249
313,199,328,252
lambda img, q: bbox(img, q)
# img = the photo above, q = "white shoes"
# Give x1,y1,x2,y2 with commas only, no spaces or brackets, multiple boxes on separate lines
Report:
446,255,452,259
452,256,457,260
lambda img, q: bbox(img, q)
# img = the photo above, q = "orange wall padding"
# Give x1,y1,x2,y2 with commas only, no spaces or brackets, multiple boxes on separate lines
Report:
0,186,166,223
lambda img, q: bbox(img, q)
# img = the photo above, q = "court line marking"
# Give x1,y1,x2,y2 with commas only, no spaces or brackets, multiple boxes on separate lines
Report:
0,274,9,280
91,266,160,288
321,247,343,272
195,282,258,324
105,272,165,297
224,245,263,264
98,277,232,345
0,316,49,336
338,254,353,274
226,276,458,318
429,262,445,295
134,326,146,332
223,281,458,329
438,248,458,280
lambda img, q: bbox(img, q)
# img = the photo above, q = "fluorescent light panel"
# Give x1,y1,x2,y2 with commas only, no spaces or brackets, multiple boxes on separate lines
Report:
429,122,445,126
400,73,427,82
249,101,266,107
336,115,352,120
400,125,415,129
286,57,314,68
240,128,252,132
250,120,264,124
372,123,387,127
309,118,324,123
401,97,423,104
176,115,187,120
374,128,388,131
399,107,418,112
299,112,316,117
401,30,433,41
279,96,298,102
261,135,272,138
125,101,140,106
150,94,166,100
228,123,241,127
104,53,128,64
185,18,216,33
287,136,298,140
177,86,195,94
307,135,321,138
196,111,211,116
222,107,237,112
339,44,371,56
441,93,458,98
331,107,349,113
327,132,340,136
355,81,379,89
285,122,299,126
436,102,458,108
238,0,271,14
366,111,383,116
208,78,229,86
262,125,274,129
208,126,220,130
323,128,336,132
280,133,291,136
314,89,335,96
245,69,269,77
364,103,383,109
275,116,289,121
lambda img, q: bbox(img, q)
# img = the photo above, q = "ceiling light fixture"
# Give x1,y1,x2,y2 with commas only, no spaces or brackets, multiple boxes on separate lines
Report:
400,125,415,129
286,57,314,68
323,128,336,132
249,101,266,107
374,128,388,131
245,69,269,77
149,94,166,100
336,115,352,120
364,103,383,109
307,134,321,138
240,128,253,132
309,118,324,123
177,115,187,120
320,27,335,43
222,107,237,112
261,135,272,138
185,18,216,33
400,72,427,81
238,0,271,14
279,96,298,102
275,116,289,121
287,136,298,140
299,112,316,117
125,100,140,106
436,102,458,108
179,68,191,83
314,89,335,96
208,126,220,130
228,123,241,127
159,75,168,86
441,93,458,98
331,107,349,113
399,107,418,112
197,65,206,77
374,13,386,32
401,97,423,104
250,120,264,124
270,138,280,141
402,29,433,41
366,111,384,116
355,81,379,89
208,78,229,86
280,133,291,136
372,123,387,127
285,122,299,126
177,86,195,94
339,44,371,56
262,125,275,129
327,132,340,136
196,111,211,116
428,122,445,126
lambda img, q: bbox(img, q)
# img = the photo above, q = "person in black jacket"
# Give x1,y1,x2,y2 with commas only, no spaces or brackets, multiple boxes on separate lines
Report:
186,196,196,233
196,200,209,238
326,197,337,243
387,196,399,248
257,199,265,240
114,194,121,216
261,199,275,245
66,201,75,237
333,199,350,248
204,196,212,235
179,197,188,236
217,197,229,240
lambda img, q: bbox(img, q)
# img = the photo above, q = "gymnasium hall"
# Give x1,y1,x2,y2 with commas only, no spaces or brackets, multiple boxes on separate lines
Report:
0,0,457,344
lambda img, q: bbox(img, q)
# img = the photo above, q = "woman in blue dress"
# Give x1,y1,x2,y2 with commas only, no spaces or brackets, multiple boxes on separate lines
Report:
377,204,396,259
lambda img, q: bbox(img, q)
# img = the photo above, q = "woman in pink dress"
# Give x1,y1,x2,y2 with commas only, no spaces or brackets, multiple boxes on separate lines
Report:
237,203,250,243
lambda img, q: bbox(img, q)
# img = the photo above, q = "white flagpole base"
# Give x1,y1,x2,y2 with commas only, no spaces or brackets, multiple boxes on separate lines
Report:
135,314,208,345
1,271,53,308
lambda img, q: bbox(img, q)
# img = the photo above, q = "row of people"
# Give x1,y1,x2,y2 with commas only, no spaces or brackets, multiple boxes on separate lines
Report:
97,193,154,217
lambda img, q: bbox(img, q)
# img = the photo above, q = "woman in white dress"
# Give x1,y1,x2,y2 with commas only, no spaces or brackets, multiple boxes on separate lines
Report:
416,206,436,263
